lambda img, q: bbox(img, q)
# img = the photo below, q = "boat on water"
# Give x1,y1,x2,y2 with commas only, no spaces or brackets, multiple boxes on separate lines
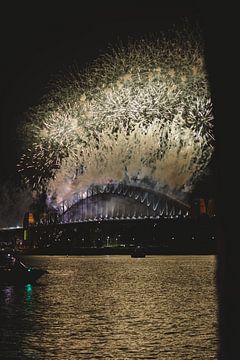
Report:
0,251,48,285
131,246,146,258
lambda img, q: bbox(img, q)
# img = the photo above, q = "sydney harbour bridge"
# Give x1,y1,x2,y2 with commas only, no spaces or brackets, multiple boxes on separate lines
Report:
21,183,216,254
0,183,217,254
53,183,190,225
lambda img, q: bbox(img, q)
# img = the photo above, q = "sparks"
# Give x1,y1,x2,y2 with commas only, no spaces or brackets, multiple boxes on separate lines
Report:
19,30,214,206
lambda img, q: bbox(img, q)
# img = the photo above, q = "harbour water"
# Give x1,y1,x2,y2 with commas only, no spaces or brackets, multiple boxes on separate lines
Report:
0,255,218,359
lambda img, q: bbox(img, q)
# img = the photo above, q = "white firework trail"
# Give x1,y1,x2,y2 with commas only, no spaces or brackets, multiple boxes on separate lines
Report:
19,30,214,207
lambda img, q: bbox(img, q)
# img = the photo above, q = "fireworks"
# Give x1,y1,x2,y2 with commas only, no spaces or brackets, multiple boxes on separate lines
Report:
19,29,214,206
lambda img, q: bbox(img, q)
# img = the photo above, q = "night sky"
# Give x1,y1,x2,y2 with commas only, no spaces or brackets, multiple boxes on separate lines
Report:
0,4,215,197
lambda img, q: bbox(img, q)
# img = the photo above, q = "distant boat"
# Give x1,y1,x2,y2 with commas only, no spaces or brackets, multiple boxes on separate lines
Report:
0,251,48,285
131,246,146,258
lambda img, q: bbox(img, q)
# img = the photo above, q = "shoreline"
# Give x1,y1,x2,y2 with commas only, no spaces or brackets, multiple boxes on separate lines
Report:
20,246,216,256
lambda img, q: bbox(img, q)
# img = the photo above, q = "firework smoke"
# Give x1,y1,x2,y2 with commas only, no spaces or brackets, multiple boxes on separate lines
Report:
19,30,214,207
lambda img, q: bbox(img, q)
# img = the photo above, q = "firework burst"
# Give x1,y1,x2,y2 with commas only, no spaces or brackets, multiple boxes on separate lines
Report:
19,29,214,206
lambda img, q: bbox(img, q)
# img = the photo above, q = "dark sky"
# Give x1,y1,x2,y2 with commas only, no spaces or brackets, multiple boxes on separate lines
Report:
0,3,214,197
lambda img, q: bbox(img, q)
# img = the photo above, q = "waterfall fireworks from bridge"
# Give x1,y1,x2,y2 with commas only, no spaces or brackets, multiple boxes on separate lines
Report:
18,28,214,220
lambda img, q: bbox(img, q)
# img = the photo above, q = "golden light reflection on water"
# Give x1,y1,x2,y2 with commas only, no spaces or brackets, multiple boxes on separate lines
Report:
0,255,218,359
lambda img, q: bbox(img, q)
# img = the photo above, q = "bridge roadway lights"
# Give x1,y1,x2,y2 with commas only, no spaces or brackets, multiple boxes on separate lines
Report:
16,216,217,255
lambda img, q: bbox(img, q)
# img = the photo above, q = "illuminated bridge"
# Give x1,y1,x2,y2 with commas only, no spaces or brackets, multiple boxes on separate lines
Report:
56,183,190,224
0,185,217,254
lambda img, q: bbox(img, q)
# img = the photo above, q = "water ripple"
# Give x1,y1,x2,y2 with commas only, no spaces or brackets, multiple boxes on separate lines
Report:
0,255,218,359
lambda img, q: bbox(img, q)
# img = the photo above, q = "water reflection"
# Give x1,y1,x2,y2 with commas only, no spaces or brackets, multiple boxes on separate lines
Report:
25,284,33,301
2,286,15,305
1,283,33,304
0,255,218,359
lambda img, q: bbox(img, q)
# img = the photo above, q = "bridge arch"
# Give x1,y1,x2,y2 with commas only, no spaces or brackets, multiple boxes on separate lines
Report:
57,183,190,224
